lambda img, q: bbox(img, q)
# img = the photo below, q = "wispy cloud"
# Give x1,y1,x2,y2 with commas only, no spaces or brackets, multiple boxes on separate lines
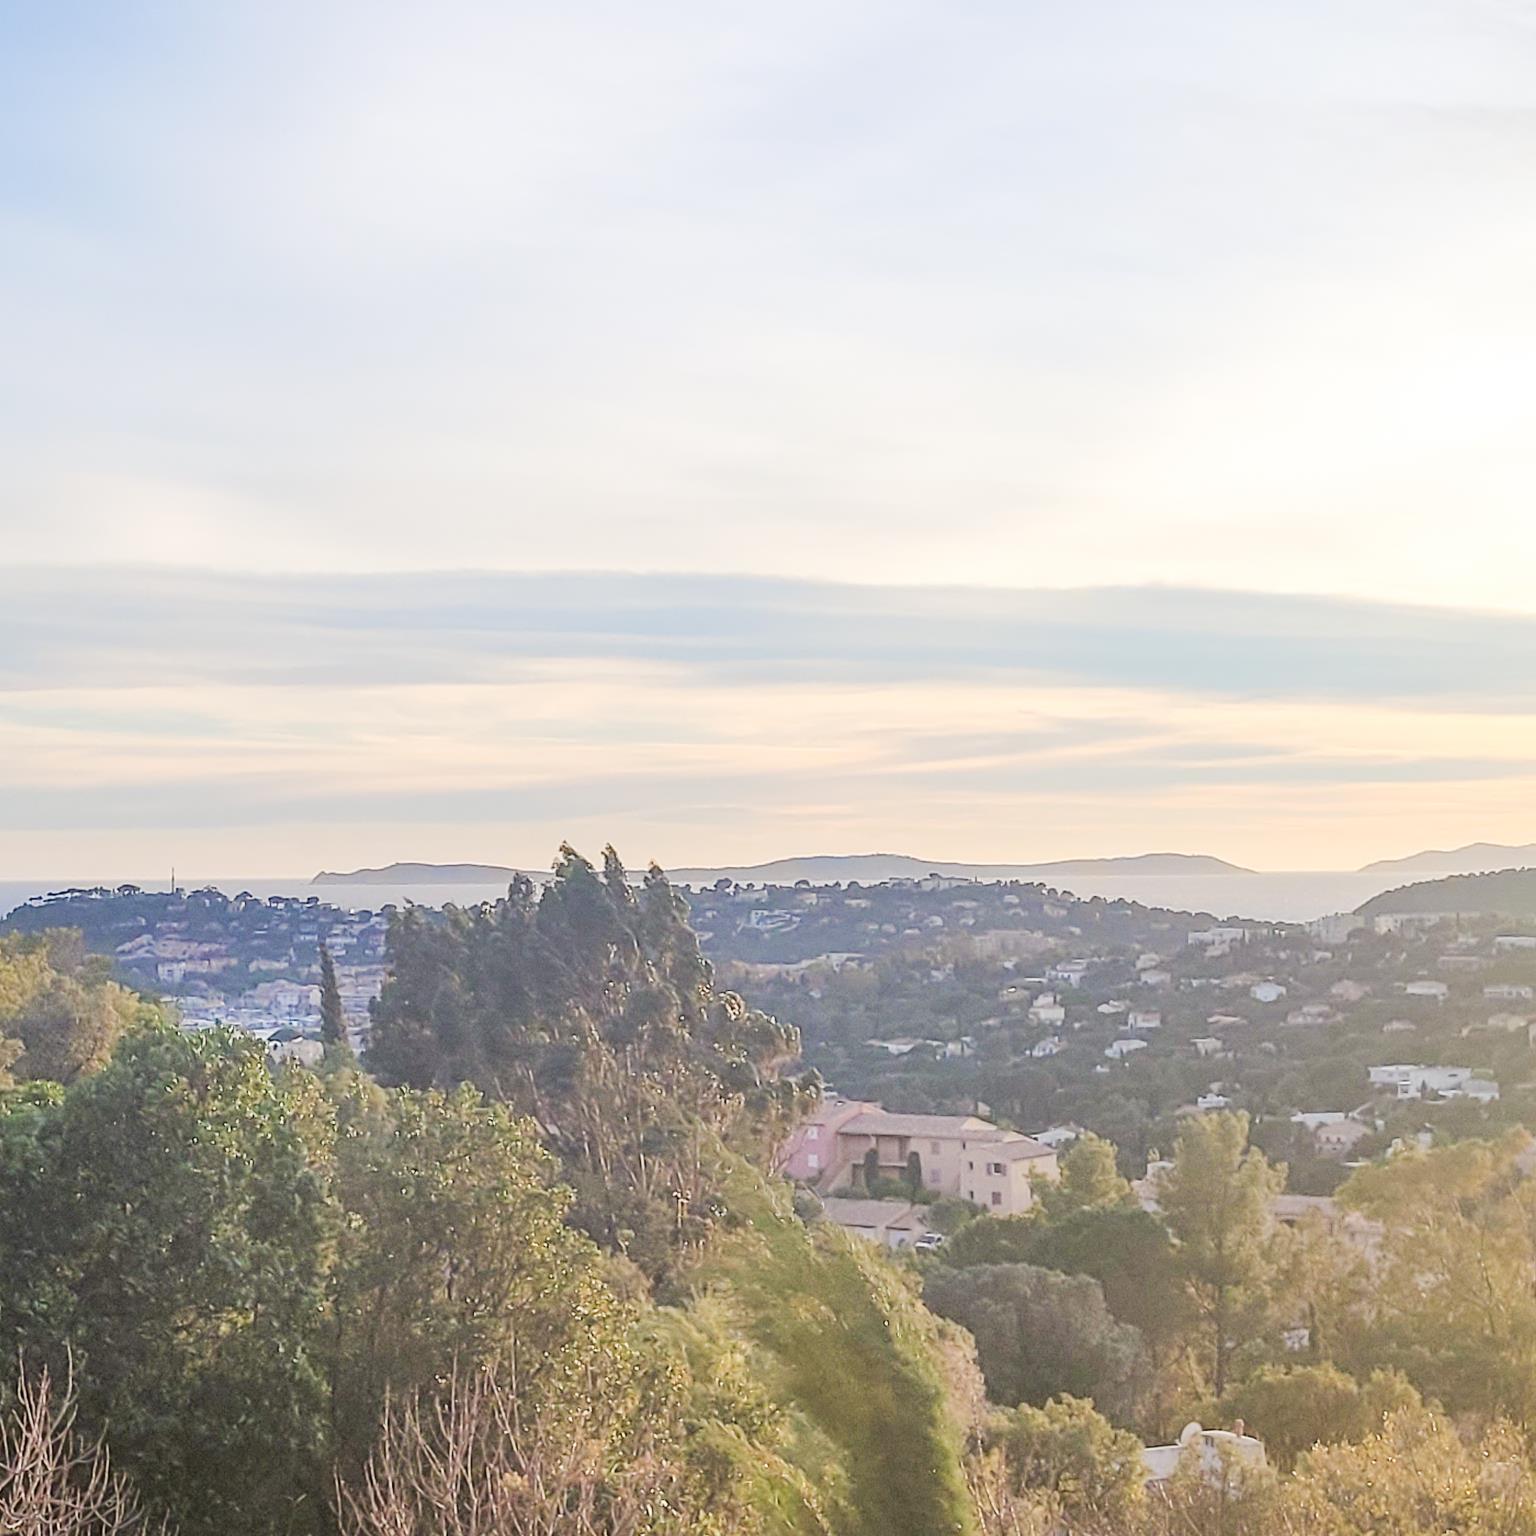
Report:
1,568,1534,874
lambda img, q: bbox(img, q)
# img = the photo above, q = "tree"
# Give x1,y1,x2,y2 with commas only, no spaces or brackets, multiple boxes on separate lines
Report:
0,1025,334,1535
991,1395,1145,1530
863,1147,880,1193
1157,1112,1285,1395
1279,1405,1536,1535
0,1363,165,1534
335,1364,708,1536
924,1264,1146,1423
1333,1135,1536,1421
367,846,810,1277
1036,1133,1133,1221
906,1149,923,1196
325,1080,634,1472
0,932,155,1085
319,944,345,1048
1217,1365,1420,1471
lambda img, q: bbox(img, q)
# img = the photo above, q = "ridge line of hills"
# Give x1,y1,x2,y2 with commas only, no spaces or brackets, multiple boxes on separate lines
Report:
313,851,1254,886
316,839,1536,887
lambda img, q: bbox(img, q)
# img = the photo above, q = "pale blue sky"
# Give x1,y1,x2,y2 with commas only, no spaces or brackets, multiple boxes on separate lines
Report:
4,4,1536,872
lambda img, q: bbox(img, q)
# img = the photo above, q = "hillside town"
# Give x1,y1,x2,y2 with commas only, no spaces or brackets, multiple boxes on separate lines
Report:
2,885,387,1051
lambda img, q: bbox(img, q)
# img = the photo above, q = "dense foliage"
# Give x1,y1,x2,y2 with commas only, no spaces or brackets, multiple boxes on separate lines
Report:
369,847,812,1276
11,852,1536,1534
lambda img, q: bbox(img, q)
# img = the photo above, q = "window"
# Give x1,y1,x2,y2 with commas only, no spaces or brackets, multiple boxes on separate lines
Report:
927,1168,941,1185
991,1191,1003,1207
967,1160,974,1171
987,1161,1004,1175
806,1126,820,1141
807,1152,820,1171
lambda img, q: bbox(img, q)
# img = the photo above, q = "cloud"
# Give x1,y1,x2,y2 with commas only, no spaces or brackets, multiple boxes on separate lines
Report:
6,567,1536,705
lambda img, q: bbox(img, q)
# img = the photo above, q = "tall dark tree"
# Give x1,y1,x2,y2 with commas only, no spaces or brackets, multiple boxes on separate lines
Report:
367,845,812,1276
319,943,345,1048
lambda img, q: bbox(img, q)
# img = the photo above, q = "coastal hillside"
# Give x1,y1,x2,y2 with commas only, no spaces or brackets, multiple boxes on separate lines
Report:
1356,866,1536,918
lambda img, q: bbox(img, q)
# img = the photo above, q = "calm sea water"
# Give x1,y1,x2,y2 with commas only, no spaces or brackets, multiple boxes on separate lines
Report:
0,870,1411,926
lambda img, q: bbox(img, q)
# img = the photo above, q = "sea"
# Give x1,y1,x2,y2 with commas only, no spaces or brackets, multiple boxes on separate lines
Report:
0,871,1414,926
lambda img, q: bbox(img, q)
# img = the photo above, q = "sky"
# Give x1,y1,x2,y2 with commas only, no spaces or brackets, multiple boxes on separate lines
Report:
4,1,1536,876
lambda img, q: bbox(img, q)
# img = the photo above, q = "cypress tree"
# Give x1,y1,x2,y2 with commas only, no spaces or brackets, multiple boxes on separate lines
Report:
319,944,345,1048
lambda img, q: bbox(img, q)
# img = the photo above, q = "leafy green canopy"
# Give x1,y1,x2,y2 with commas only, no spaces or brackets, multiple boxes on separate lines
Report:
0,1027,656,1536
0,930,158,1085
368,845,813,1274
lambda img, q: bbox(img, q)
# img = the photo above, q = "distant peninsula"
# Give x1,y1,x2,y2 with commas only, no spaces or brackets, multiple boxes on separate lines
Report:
314,862,532,885
314,851,1253,887
1359,841,1536,876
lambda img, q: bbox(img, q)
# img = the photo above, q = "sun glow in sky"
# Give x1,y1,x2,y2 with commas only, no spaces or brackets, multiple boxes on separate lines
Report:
4,2,1536,875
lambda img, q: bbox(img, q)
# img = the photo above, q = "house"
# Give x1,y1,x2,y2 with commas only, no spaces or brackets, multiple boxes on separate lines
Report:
1368,1064,1487,1100
1285,1002,1335,1027
1330,980,1371,1004
1139,969,1173,988
1028,1124,1084,1150
779,1101,1059,1215
1028,994,1067,1027
1249,982,1287,1004
1191,1036,1223,1058
1403,980,1449,1002
864,1037,941,1057
1309,913,1365,944
266,1031,324,1068
1141,1424,1267,1488
1128,1009,1162,1031
817,1198,931,1250
1105,1038,1149,1060
1469,1013,1529,1036
1196,1093,1231,1111
1047,960,1091,988
1188,927,1248,951
1030,1035,1064,1058
1487,983,1535,1002
1292,1113,1372,1158
1494,935,1536,951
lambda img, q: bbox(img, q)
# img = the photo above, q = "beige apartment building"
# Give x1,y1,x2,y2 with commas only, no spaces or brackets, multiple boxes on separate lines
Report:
781,1098,1059,1215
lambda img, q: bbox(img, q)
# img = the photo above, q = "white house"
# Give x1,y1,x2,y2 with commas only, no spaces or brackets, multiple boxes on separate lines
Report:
1142,1424,1267,1488
1249,982,1287,1004
1105,1038,1149,1060
1030,1035,1064,1059
1047,959,1092,988
1403,980,1450,1002
1494,935,1536,951
1128,1009,1163,1031
1191,1036,1224,1058
1368,1064,1481,1099
1487,983,1535,1002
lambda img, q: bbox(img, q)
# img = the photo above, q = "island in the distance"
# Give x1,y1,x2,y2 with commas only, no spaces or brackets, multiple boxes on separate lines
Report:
313,850,1254,886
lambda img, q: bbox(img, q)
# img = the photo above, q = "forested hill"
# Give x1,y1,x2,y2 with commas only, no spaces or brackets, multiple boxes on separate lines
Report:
1356,866,1536,918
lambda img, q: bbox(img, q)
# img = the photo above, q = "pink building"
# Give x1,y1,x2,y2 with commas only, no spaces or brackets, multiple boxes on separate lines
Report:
781,1097,1059,1216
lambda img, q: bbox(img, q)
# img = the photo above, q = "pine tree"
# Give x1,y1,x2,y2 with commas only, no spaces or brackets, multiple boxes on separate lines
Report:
319,945,345,1048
